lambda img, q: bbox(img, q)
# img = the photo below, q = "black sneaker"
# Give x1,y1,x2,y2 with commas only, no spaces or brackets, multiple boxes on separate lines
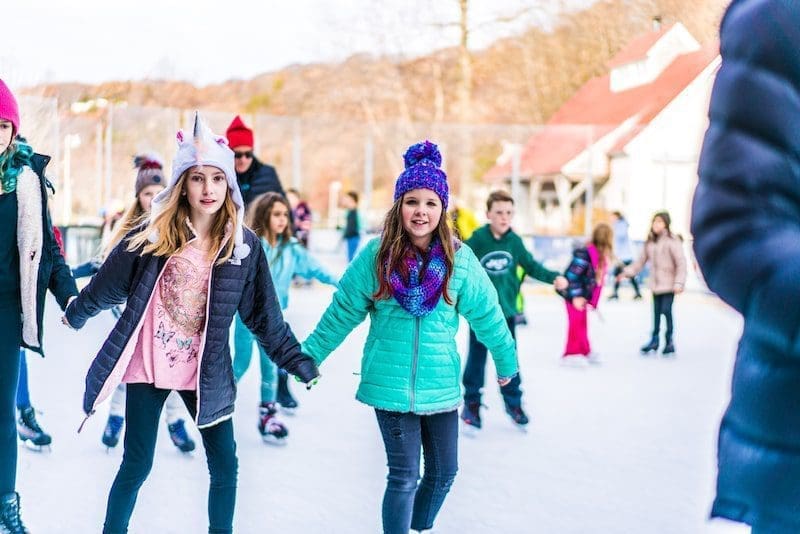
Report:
17,407,52,447
461,402,482,430
505,405,530,426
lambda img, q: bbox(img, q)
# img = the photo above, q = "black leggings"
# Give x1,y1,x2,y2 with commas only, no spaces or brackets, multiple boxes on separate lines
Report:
0,294,22,495
103,384,238,534
652,292,675,341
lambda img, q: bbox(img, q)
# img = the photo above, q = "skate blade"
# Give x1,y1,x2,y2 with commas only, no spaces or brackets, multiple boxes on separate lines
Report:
560,356,589,368
279,406,297,417
512,423,529,434
21,440,51,453
460,422,480,438
261,435,289,446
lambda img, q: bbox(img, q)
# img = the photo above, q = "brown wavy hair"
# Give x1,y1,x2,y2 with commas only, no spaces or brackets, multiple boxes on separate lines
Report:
591,222,614,277
126,168,238,265
373,196,458,304
246,192,293,245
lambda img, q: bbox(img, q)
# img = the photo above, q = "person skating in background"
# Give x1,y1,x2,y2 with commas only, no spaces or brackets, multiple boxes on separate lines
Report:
619,211,686,356
461,190,567,430
341,190,361,262
225,115,285,207
302,141,517,534
559,223,614,366
608,211,642,300
72,154,196,452
0,78,78,534
448,196,479,241
286,188,312,248
233,192,338,443
63,113,319,533
691,1,800,530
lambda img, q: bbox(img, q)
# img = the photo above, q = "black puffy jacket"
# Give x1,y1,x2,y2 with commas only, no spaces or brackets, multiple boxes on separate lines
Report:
691,0,800,529
66,225,318,428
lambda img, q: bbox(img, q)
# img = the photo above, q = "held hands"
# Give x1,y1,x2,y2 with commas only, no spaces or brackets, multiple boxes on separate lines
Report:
553,276,568,291
572,296,587,311
294,375,321,390
674,286,684,295
61,296,77,329
497,376,512,387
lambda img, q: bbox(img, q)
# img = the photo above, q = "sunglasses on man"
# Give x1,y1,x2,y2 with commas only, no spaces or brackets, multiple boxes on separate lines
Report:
234,150,254,159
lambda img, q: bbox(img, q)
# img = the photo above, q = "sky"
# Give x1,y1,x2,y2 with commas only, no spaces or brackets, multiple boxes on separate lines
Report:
2,0,593,88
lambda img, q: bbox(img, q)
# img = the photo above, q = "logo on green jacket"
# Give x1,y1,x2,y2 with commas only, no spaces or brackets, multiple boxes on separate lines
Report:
480,251,513,274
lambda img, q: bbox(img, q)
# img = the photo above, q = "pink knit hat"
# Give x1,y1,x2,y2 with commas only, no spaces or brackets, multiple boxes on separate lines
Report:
0,80,20,136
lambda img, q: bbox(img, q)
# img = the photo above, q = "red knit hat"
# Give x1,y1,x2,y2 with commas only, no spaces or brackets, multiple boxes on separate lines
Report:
226,115,254,149
0,79,20,137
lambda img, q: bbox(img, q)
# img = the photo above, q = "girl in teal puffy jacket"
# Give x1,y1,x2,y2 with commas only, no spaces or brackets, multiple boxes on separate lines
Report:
302,141,517,534
233,192,338,443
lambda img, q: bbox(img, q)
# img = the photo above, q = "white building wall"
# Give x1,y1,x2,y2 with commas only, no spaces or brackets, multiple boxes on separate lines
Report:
606,58,719,238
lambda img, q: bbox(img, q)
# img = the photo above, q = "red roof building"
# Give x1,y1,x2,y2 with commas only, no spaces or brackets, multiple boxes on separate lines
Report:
485,22,720,236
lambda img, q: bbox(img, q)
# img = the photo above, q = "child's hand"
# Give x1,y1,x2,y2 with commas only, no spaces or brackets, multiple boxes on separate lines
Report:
294,374,320,390
674,286,684,295
572,297,587,310
497,376,512,387
61,315,75,329
553,276,568,291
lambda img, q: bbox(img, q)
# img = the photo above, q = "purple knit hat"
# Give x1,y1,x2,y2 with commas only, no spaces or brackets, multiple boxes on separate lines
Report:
394,140,449,209
0,79,20,137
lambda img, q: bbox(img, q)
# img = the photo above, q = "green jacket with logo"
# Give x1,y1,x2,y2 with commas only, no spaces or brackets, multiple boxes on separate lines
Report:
302,237,518,414
465,225,558,318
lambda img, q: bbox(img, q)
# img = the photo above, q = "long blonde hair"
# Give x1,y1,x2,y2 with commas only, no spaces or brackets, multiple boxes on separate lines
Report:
373,196,457,305
102,199,148,259
126,169,238,265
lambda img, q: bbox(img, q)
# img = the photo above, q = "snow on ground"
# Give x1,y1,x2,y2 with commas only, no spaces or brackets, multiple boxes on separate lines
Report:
18,245,750,533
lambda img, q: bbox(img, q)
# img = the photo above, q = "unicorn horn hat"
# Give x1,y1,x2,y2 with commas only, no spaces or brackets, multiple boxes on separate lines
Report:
148,111,251,259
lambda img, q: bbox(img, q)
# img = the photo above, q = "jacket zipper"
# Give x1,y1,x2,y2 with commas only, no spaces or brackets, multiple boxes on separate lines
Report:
410,316,420,411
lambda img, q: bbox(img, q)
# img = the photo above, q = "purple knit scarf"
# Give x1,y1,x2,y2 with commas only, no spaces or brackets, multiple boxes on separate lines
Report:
387,238,450,317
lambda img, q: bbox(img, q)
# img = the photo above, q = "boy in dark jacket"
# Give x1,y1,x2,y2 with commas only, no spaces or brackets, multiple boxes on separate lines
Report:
462,190,567,429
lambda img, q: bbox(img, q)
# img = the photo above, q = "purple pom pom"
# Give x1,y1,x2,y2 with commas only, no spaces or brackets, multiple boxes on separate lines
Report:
403,140,441,169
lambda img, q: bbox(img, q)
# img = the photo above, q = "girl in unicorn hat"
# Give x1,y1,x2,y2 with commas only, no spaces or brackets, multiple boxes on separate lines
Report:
64,112,319,533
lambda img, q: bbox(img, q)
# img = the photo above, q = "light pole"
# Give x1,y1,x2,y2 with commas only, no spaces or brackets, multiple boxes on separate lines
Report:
62,134,81,225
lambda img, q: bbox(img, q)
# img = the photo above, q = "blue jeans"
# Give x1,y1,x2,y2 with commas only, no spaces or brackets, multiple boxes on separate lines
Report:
16,350,30,410
345,235,360,263
463,316,522,408
103,384,237,534
375,409,458,534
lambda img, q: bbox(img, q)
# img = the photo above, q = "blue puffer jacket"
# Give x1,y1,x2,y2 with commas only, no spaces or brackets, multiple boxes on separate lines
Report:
691,0,800,529
65,225,318,428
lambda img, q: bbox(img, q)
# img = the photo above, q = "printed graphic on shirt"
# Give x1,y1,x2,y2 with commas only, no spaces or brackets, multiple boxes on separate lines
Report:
159,256,209,336
480,251,514,275
152,254,209,369
155,321,176,348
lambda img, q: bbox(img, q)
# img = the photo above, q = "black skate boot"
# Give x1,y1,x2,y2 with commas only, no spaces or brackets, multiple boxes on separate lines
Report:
258,402,289,445
276,372,298,414
17,407,52,450
101,415,124,449
461,401,483,435
640,336,659,355
662,338,676,357
505,405,530,428
0,492,28,534
167,419,196,453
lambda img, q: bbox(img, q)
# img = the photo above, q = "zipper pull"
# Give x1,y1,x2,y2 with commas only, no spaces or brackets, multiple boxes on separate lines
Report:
77,410,96,433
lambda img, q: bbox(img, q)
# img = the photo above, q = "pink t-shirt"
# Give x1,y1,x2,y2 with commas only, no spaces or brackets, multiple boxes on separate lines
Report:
123,245,213,390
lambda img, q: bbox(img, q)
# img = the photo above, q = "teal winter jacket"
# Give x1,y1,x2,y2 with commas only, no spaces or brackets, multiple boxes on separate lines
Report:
262,236,338,309
302,237,518,414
